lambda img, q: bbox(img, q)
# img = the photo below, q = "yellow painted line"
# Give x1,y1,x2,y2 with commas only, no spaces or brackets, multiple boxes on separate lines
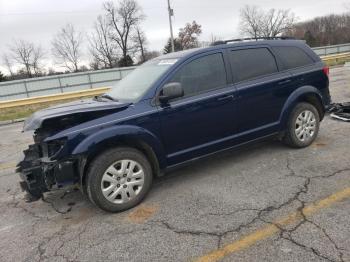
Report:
194,187,350,262
0,162,17,171
0,87,111,109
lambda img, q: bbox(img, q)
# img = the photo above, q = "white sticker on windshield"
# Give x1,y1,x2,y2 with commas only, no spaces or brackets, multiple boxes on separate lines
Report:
158,59,178,65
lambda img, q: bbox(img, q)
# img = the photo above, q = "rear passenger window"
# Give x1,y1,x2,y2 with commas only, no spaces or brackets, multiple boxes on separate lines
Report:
229,48,278,83
169,53,227,98
273,46,314,70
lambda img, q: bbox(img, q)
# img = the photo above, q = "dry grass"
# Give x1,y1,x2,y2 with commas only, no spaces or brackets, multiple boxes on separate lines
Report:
0,98,82,121
323,56,350,67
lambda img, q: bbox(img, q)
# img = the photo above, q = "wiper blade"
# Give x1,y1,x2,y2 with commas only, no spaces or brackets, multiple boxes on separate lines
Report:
94,94,118,102
101,94,118,101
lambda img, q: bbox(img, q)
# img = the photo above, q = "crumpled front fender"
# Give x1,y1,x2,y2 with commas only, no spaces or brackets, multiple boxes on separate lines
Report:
71,125,167,169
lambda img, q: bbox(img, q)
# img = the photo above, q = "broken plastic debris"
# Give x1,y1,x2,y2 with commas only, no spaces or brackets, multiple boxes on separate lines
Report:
328,102,350,122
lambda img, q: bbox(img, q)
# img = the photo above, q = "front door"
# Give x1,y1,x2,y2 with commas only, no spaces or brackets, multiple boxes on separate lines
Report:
158,52,238,166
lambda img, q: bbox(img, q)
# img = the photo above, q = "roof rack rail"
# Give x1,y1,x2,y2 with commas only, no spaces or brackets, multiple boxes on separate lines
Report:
212,36,296,46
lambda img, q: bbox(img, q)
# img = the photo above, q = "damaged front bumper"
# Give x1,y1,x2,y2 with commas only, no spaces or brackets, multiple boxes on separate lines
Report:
17,143,79,201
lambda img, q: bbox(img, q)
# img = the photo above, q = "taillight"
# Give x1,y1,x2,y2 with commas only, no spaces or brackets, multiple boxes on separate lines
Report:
323,66,329,77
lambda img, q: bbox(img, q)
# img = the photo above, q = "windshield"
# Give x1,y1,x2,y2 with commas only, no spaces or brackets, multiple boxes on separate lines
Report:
107,59,177,102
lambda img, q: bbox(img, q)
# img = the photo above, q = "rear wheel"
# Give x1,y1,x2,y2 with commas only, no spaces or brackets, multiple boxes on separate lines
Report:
283,102,320,148
86,147,153,212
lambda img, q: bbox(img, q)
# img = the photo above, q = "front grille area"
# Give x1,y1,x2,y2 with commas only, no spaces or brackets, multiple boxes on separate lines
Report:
17,139,78,200
17,143,48,198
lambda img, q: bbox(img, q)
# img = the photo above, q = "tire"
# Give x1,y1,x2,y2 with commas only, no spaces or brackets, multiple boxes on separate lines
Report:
283,102,320,148
86,147,153,213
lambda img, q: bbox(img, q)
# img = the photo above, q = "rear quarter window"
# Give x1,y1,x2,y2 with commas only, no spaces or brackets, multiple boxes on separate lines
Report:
229,48,278,83
273,46,315,70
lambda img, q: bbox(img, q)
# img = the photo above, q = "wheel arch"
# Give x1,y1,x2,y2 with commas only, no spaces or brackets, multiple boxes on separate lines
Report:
279,86,326,130
72,125,166,190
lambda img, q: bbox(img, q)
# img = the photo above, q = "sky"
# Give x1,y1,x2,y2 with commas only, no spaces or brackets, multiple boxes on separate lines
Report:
0,0,349,73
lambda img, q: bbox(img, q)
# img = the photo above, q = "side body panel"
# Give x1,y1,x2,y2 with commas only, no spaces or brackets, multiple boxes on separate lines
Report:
45,41,330,173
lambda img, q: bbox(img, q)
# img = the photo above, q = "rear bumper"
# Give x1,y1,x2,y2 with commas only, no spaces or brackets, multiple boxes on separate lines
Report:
17,144,78,200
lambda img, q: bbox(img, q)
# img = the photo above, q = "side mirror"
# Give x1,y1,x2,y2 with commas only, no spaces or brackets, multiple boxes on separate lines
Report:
159,82,184,103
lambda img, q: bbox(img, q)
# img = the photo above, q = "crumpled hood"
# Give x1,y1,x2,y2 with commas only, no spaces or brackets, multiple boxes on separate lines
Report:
23,98,130,131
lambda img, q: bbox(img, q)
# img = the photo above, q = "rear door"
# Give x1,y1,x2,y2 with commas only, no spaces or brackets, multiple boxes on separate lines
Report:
158,51,239,165
228,46,292,135
272,46,325,95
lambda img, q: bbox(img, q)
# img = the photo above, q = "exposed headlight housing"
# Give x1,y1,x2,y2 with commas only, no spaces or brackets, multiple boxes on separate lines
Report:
43,138,67,158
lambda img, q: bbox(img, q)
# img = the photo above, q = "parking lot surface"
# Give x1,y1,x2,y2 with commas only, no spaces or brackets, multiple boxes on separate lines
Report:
0,66,350,262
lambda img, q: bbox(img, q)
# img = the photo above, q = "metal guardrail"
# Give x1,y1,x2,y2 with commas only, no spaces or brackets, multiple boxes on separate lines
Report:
0,87,111,109
312,43,350,56
0,66,135,102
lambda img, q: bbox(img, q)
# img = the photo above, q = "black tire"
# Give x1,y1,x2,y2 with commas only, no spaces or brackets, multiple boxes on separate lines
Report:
283,102,320,148
86,147,153,213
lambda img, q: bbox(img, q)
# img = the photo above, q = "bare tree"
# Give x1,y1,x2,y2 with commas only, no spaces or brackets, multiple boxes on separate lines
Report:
209,34,220,44
178,21,202,49
132,26,147,63
288,13,350,47
103,0,144,66
239,6,263,38
262,9,296,37
52,23,84,72
239,5,296,38
32,46,45,75
143,50,160,61
89,15,119,69
2,54,14,77
163,21,202,54
7,39,45,78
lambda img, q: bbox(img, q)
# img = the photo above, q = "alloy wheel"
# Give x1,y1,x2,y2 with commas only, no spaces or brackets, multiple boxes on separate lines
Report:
295,110,316,142
101,159,145,204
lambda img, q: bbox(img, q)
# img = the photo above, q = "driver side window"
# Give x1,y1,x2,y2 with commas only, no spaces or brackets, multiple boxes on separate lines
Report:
168,53,227,99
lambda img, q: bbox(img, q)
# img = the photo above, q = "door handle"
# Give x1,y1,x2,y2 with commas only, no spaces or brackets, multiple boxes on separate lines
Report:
278,79,292,85
217,94,234,101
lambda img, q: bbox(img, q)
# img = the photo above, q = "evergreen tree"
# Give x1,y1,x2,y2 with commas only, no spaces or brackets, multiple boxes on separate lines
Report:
0,71,5,82
118,55,134,67
163,38,183,54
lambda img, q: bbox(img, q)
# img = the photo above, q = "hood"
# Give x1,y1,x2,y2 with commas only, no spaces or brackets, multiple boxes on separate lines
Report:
23,98,131,131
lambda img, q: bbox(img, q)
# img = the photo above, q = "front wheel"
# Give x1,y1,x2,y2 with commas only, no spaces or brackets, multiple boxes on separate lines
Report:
86,147,153,213
283,102,320,148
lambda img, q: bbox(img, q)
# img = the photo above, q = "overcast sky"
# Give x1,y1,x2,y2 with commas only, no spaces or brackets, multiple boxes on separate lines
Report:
0,0,348,72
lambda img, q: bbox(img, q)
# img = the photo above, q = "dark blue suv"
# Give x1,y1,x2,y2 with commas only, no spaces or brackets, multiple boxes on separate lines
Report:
17,39,331,212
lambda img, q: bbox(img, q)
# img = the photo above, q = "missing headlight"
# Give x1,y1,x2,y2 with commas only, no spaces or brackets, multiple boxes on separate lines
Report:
45,138,67,157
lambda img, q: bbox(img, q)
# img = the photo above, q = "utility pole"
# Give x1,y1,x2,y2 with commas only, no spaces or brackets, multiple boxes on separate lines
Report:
167,0,175,52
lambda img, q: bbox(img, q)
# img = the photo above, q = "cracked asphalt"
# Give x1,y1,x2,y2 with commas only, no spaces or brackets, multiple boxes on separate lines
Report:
0,66,350,262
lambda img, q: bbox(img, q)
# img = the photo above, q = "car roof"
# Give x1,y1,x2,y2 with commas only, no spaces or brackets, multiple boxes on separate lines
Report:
155,39,308,61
